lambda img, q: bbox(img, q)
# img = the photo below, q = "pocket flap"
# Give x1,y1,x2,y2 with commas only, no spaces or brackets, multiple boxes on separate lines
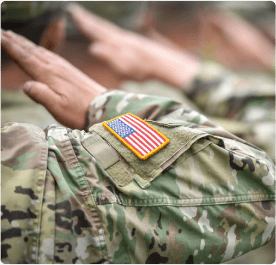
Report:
87,120,209,188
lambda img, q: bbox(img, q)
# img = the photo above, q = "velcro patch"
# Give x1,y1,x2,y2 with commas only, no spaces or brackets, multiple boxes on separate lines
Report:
102,113,169,160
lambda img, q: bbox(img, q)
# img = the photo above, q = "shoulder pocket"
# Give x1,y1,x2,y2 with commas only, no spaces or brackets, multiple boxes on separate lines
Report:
82,121,214,188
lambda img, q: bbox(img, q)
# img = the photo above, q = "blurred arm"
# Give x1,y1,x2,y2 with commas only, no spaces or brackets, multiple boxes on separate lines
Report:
68,4,200,88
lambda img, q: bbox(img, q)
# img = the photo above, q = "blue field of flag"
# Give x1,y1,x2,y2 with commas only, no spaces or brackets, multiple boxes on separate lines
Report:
106,118,135,139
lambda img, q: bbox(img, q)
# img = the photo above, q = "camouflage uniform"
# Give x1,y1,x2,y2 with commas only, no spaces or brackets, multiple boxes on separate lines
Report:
2,90,275,264
183,61,275,160
118,61,275,160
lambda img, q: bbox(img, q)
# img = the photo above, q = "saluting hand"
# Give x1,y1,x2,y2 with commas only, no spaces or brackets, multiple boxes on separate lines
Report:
67,4,199,87
1,30,106,130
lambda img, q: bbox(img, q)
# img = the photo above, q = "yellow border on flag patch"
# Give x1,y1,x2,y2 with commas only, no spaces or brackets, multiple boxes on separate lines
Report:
102,113,169,160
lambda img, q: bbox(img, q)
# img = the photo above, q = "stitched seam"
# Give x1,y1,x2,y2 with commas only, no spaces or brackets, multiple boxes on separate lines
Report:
64,137,110,263
122,194,275,207
92,194,275,206
32,139,48,263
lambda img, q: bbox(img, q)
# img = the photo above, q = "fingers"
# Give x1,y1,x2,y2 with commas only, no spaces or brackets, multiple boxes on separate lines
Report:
1,30,51,76
1,29,37,61
67,3,121,41
1,30,51,62
1,30,69,81
39,17,66,51
2,29,57,62
23,81,60,111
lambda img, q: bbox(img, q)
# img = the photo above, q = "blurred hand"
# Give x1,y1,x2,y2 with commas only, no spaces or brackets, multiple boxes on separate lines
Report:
39,17,66,52
67,4,199,87
67,3,154,81
201,9,275,71
1,30,106,129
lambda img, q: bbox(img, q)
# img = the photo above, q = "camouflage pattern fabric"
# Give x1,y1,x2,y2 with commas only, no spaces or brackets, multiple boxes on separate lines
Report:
113,62,275,160
182,61,275,160
88,60,275,160
2,90,275,263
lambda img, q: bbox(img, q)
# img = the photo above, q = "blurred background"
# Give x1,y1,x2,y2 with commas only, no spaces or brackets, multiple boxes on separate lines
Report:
1,2,275,263
2,1,275,86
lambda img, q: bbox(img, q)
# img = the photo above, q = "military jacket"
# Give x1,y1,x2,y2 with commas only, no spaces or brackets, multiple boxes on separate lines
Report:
183,61,275,159
116,61,275,160
2,91,275,263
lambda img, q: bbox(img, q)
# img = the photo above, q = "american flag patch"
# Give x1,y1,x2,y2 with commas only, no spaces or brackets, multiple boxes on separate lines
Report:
102,113,169,160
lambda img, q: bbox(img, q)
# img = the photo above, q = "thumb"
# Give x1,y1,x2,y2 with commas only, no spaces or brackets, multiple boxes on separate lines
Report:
22,81,60,109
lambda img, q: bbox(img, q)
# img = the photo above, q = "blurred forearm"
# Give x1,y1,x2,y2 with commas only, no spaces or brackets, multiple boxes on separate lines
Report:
148,48,200,88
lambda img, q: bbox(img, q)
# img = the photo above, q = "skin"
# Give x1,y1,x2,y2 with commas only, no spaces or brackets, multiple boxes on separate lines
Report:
66,4,275,84
2,17,67,89
2,4,273,129
2,16,123,90
57,33,124,90
67,4,200,88
1,29,106,130
199,8,275,71
67,3,274,87
39,17,66,53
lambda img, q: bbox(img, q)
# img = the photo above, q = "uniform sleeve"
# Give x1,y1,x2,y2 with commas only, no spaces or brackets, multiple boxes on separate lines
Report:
84,82,275,170
1,122,111,264
1,117,275,263
84,89,255,152
85,90,183,131
1,123,48,263
181,61,275,158
86,115,275,263
182,61,275,121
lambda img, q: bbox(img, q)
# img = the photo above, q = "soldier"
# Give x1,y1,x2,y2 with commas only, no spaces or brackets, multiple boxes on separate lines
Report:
66,3,274,74
68,4,275,160
1,30,275,264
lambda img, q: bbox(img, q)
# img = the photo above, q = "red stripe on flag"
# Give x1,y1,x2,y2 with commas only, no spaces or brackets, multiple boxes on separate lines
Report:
121,116,157,150
122,115,160,146
124,138,144,156
128,114,166,142
128,134,149,155
132,132,155,151
124,114,164,145
131,134,151,153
